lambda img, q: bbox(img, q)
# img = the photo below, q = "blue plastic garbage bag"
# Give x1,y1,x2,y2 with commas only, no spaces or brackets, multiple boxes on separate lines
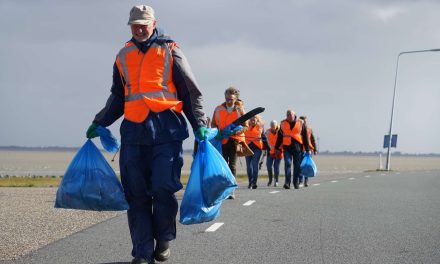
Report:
180,128,237,225
96,126,120,153
209,124,243,153
55,140,129,211
300,153,317,177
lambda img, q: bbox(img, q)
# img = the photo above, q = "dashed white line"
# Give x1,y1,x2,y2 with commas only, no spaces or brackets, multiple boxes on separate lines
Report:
312,183,320,186
243,200,255,206
348,178,355,180
365,175,371,178
205,222,224,232
269,191,280,194
331,180,338,183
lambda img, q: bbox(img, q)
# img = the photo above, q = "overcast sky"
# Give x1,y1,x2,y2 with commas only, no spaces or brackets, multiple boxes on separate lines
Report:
1,0,439,153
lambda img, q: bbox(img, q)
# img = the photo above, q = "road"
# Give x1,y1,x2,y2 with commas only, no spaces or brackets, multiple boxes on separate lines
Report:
2,170,440,264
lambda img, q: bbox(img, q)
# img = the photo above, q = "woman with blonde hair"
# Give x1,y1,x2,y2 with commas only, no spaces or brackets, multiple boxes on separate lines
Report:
244,115,265,189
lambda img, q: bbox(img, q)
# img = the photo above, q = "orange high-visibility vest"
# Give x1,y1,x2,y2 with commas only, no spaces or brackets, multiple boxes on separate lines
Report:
213,104,244,144
265,128,278,155
245,125,263,150
115,41,183,123
280,119,304,146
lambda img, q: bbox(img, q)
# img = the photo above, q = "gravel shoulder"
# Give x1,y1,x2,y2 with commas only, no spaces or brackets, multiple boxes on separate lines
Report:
0,188,123,261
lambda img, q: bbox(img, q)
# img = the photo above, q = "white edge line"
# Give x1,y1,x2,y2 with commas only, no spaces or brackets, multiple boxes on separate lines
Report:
331,180,338,183
312,183,320,186
269,191,280,194
243,200,256,206
205,222,224,232
348,178,355,180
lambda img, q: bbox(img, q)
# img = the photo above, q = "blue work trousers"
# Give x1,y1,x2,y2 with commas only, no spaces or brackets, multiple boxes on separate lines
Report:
266,155,281,183
119,141,183,261
283,147,302,186
245,148,262,186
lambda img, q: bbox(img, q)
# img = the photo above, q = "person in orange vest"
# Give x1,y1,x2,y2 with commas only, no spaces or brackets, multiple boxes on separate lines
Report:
244,115,264,189
264,120,283,187
275,109,310,189
299,116,317,187
85,5,208,264
211,86,247,199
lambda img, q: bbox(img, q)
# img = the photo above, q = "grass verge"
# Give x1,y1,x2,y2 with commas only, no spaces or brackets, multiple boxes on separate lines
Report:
0,174,253,187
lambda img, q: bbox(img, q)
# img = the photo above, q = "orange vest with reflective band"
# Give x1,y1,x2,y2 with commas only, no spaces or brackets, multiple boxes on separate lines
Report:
213,104,245,144
245,125,263,150
265,128,278,155
280,119,304,146
115,41,183,123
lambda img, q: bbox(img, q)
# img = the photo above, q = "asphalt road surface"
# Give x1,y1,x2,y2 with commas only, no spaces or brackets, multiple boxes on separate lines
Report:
3,170,440,264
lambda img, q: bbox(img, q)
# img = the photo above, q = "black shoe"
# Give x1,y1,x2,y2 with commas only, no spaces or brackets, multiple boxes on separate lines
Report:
293,183,299,189
248,183,252,189
252,184,257,189
267,182,271,186
154,241,170,262
304,182,309,187
131,258,152,264
283,184,290,189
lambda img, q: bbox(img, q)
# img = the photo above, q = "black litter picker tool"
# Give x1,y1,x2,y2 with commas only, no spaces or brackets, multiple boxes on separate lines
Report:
231,107,265,126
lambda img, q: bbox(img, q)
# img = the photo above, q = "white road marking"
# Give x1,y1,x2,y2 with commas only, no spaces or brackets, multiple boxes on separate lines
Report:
205,222,224,232
243,200,255,206
269,191,280,194
331,180,338,183
348,178,355,180
365,175,371,178
312,183,320,186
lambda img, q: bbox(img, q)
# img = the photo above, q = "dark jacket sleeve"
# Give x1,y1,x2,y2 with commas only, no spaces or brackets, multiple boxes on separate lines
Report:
261,132,270,151
172,46,207,130
93,62,124,127
275,128,283,150
310,129,317,151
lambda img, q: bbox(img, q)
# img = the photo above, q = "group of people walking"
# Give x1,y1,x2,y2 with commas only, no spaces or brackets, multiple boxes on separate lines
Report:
211,87,318,197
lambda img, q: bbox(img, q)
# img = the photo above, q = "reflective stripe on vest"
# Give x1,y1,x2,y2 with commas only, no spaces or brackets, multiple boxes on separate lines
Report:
214,105,243,144
265,128,278,155
116,41,182,123
281,119,303,146
245,125,263,149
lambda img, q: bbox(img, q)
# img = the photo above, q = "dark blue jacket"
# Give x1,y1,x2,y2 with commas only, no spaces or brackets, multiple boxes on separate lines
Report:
94,28,206,145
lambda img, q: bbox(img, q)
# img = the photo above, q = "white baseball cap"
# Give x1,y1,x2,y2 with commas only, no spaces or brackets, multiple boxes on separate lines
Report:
128,5,155,25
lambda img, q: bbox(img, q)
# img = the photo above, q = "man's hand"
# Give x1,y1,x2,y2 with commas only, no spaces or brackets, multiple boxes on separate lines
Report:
195,126,208,141
86,122,99,139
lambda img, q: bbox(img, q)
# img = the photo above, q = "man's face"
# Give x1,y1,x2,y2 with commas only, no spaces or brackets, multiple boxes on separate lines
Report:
225,94,237,107
270,121,277,131
131,21,156,42
286,110,295,122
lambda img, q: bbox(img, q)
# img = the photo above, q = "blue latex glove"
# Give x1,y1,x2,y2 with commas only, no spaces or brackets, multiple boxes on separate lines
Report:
195,126,209,141
86,122,99,139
